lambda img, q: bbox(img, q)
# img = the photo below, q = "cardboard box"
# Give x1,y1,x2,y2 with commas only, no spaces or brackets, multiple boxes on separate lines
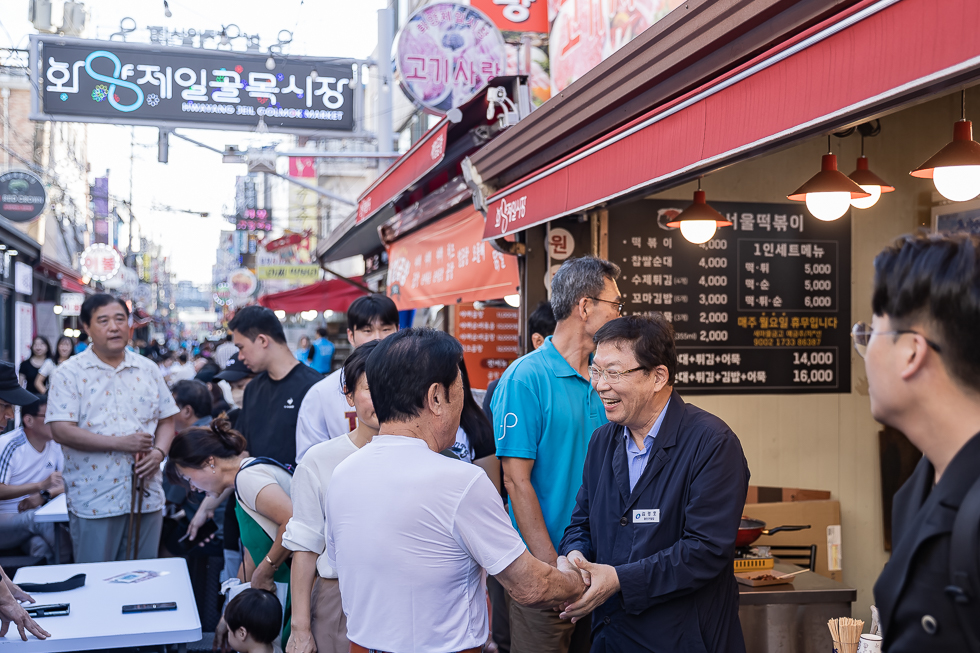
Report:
742,500,842,582
745,485,832,503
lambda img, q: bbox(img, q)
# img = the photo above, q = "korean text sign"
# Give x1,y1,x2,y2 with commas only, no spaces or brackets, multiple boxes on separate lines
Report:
33,37,355,132
454,303,520,390
386,208,519,310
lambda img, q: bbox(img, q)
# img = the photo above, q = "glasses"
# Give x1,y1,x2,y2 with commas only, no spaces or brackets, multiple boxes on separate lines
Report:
851,321,943,359
589,366,644,383
588,297,625,315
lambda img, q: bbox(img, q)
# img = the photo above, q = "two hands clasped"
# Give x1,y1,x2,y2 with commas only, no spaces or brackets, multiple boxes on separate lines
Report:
119,431,165,478
556,551,620,623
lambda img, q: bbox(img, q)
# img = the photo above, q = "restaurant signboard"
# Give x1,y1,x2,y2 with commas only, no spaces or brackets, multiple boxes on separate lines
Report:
609,200,851,395
0,170,46,223
454,303,520,390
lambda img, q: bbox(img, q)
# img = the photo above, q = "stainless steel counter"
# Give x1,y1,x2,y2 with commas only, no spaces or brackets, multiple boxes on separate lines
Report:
738,564,857,653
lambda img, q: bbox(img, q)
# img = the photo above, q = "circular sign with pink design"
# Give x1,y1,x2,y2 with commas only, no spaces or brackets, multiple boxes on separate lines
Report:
395,2,506,115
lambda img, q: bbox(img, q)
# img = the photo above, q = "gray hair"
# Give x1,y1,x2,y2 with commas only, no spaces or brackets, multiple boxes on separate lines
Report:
550,256,621,321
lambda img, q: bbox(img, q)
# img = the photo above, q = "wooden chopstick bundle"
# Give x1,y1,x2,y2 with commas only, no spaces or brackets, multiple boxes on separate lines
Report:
827,617,865,653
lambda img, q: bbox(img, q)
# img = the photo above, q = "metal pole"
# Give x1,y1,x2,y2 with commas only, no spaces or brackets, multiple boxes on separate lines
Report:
269,171,356,207
377,8,394,174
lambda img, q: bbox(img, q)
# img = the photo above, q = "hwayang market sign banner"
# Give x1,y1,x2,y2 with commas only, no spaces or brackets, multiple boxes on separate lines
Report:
30,35,356,133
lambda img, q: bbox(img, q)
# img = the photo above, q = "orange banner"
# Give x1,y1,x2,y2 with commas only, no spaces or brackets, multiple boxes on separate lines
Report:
387,208,519,310
455,303,520,390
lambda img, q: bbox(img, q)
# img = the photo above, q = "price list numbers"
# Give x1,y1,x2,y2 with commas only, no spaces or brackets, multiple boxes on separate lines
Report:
738,240,839,312
675,346,840,392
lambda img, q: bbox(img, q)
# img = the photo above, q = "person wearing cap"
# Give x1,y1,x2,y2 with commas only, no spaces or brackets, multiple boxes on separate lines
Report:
46,293,180,563
0,360,52,642
214,353,255,429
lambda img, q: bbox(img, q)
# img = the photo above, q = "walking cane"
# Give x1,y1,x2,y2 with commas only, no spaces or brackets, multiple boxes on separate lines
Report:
126,452,147,560
126,460,138,559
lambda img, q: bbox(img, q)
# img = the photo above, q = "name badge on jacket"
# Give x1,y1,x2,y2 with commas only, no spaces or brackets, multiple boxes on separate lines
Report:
633,509,660,523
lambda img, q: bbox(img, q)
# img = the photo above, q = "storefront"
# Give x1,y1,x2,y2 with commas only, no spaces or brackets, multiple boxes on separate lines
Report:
0,217,42,366
459,0,980,634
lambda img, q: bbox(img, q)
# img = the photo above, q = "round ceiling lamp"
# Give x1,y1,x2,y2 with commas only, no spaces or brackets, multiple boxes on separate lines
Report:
665,182,733,244
848,127,894,209
910,91,980,202
788,138,869,221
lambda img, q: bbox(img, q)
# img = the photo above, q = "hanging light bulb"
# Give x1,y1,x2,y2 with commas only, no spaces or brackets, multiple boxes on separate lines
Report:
665,181,733,244
503,294,521,308
163,0,172,17
265,56,276,71
911,92,980,201
848,134,894,209
788,138,869,221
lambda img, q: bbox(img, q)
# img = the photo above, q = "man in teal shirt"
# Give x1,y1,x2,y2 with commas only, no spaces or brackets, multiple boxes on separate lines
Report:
492,256,623,653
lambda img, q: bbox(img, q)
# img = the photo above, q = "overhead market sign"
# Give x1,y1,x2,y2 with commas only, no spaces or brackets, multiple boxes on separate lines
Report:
395,3,506,115
0,170,46,223
80,243,122,282
256,264,320,282
29,35,356,133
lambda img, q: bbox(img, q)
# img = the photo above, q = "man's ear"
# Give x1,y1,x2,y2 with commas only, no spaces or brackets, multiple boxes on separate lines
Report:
22,414,33,429
255,333,270,349
347,329,355,347
900,334,931,381
576,296,590,322
426,382,447,415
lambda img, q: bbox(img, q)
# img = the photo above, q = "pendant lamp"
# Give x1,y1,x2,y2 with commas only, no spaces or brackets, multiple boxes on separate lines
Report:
848,134,894,209
788,137,869,221
911,91,980,202
666,180,732,244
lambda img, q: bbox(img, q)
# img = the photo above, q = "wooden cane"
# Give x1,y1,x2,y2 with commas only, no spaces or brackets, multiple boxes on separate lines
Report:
126,461,138,559
130,452,147,560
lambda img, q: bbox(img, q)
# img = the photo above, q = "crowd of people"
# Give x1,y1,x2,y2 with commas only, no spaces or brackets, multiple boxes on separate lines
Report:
1,232,979,653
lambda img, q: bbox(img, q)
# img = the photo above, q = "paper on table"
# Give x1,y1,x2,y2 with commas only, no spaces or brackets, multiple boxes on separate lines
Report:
104,570,170,584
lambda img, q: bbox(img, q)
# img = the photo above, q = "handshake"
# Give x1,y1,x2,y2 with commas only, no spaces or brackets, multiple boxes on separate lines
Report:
554,551,621,623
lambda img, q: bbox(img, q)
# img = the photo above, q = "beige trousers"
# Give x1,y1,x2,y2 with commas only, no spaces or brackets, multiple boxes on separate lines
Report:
311,576,349,653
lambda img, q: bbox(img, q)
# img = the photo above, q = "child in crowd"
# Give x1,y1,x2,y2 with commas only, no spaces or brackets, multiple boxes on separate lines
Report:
224,588,283,653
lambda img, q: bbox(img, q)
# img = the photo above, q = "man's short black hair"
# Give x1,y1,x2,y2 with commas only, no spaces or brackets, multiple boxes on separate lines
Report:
347,294,399,332
594,314,677,385
223,588,281,645
528,301,557,338
80,293,129,327
366,328,462,423
316,327,328,338
341,340,379,395
873,232,980,391
22,395,46,418
228,305,286,344
172,380,212,418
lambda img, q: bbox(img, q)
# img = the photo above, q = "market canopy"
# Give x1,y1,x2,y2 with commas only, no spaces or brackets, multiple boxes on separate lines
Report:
482,0,980,239
257,277,367,313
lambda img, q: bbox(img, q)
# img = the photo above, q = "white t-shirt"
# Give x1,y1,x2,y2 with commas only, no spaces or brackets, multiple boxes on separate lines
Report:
0,428,64,514
295,369,355,462
235,458,293,540
326,435,526,653
37,359,56,380
282,433,359,578
449,426,474,463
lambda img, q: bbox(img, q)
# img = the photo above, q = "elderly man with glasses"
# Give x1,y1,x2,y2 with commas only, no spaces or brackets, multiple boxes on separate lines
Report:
860,233,980,652
557,314,750,653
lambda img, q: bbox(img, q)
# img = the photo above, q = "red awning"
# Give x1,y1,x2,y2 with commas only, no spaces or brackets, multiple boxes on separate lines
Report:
356,121,449,224
257,277,367,313
387,207,519,310
36,257,90,294
484,0,980,238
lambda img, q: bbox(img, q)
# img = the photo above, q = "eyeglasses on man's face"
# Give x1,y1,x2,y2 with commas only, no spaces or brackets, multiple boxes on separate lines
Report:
588,297,625,315
850,321,943,359
588,365,643,383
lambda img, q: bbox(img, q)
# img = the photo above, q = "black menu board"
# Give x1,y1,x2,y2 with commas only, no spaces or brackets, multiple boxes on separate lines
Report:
608,200,851,395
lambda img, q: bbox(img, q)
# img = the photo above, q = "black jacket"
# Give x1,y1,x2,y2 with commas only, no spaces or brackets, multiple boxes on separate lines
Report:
874,432,980,652
559,391,750,653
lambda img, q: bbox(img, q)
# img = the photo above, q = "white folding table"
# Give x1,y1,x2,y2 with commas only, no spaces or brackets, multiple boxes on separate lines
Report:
3,557,201,652
31,494,68,564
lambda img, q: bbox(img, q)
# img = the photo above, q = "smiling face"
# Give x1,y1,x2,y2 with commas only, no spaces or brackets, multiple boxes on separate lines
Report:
175,460,226,496
57,338,73,360
85,301,130,357
591,340,669,430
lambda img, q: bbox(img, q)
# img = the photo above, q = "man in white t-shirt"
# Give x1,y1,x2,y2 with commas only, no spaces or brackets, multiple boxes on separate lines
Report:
295,295,398,462
0,395,64,563
326,329,586,653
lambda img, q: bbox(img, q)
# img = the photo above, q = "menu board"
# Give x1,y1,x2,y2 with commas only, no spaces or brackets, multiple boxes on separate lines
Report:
608,200,851,395
454,303,521,390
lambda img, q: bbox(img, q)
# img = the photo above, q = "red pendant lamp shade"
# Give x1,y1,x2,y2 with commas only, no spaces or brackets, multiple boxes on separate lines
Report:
788,154,871,201
849,156,895,192
910,120,980,178
665,190,733,227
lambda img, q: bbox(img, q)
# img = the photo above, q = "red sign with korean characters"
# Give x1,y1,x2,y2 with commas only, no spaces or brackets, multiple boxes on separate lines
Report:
386,207,520,310
471,0,549,34
454,303,520,390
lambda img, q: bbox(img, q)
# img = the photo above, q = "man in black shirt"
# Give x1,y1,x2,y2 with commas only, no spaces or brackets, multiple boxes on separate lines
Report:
228,306,323,466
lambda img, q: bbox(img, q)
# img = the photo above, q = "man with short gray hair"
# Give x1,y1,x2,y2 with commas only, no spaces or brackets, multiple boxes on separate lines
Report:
491,255,623,653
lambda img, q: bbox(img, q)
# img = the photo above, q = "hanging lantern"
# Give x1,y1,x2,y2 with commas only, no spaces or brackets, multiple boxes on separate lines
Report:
911,92,980,201
666,185,732,244
788,139,869,221
848,137,894,210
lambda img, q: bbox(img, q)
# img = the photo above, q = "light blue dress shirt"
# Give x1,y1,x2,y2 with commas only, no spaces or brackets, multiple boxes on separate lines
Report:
623,399,670,491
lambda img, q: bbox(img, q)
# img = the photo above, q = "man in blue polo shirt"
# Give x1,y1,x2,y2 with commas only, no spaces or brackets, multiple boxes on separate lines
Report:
492,256,623,653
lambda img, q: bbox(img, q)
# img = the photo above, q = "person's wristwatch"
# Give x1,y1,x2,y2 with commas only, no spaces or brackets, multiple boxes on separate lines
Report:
39,489,51,504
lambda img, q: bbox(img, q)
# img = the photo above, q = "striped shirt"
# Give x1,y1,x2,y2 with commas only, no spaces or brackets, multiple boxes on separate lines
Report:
0,427,63,514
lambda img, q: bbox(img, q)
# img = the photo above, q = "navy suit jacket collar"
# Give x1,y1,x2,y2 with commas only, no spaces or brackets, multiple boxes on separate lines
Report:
610,389,683,509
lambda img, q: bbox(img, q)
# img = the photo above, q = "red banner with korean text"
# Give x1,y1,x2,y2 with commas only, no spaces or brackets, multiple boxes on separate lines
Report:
454,303,520,390
387,207,520,310
472,0,549,34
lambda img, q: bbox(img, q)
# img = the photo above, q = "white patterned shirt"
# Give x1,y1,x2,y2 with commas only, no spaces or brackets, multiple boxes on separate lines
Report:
45,348,179,518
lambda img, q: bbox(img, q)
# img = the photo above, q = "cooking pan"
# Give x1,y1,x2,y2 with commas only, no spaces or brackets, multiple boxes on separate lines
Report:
736,517,810,548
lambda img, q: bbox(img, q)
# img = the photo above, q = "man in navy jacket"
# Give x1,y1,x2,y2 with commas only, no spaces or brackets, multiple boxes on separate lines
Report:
558,314,749,652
